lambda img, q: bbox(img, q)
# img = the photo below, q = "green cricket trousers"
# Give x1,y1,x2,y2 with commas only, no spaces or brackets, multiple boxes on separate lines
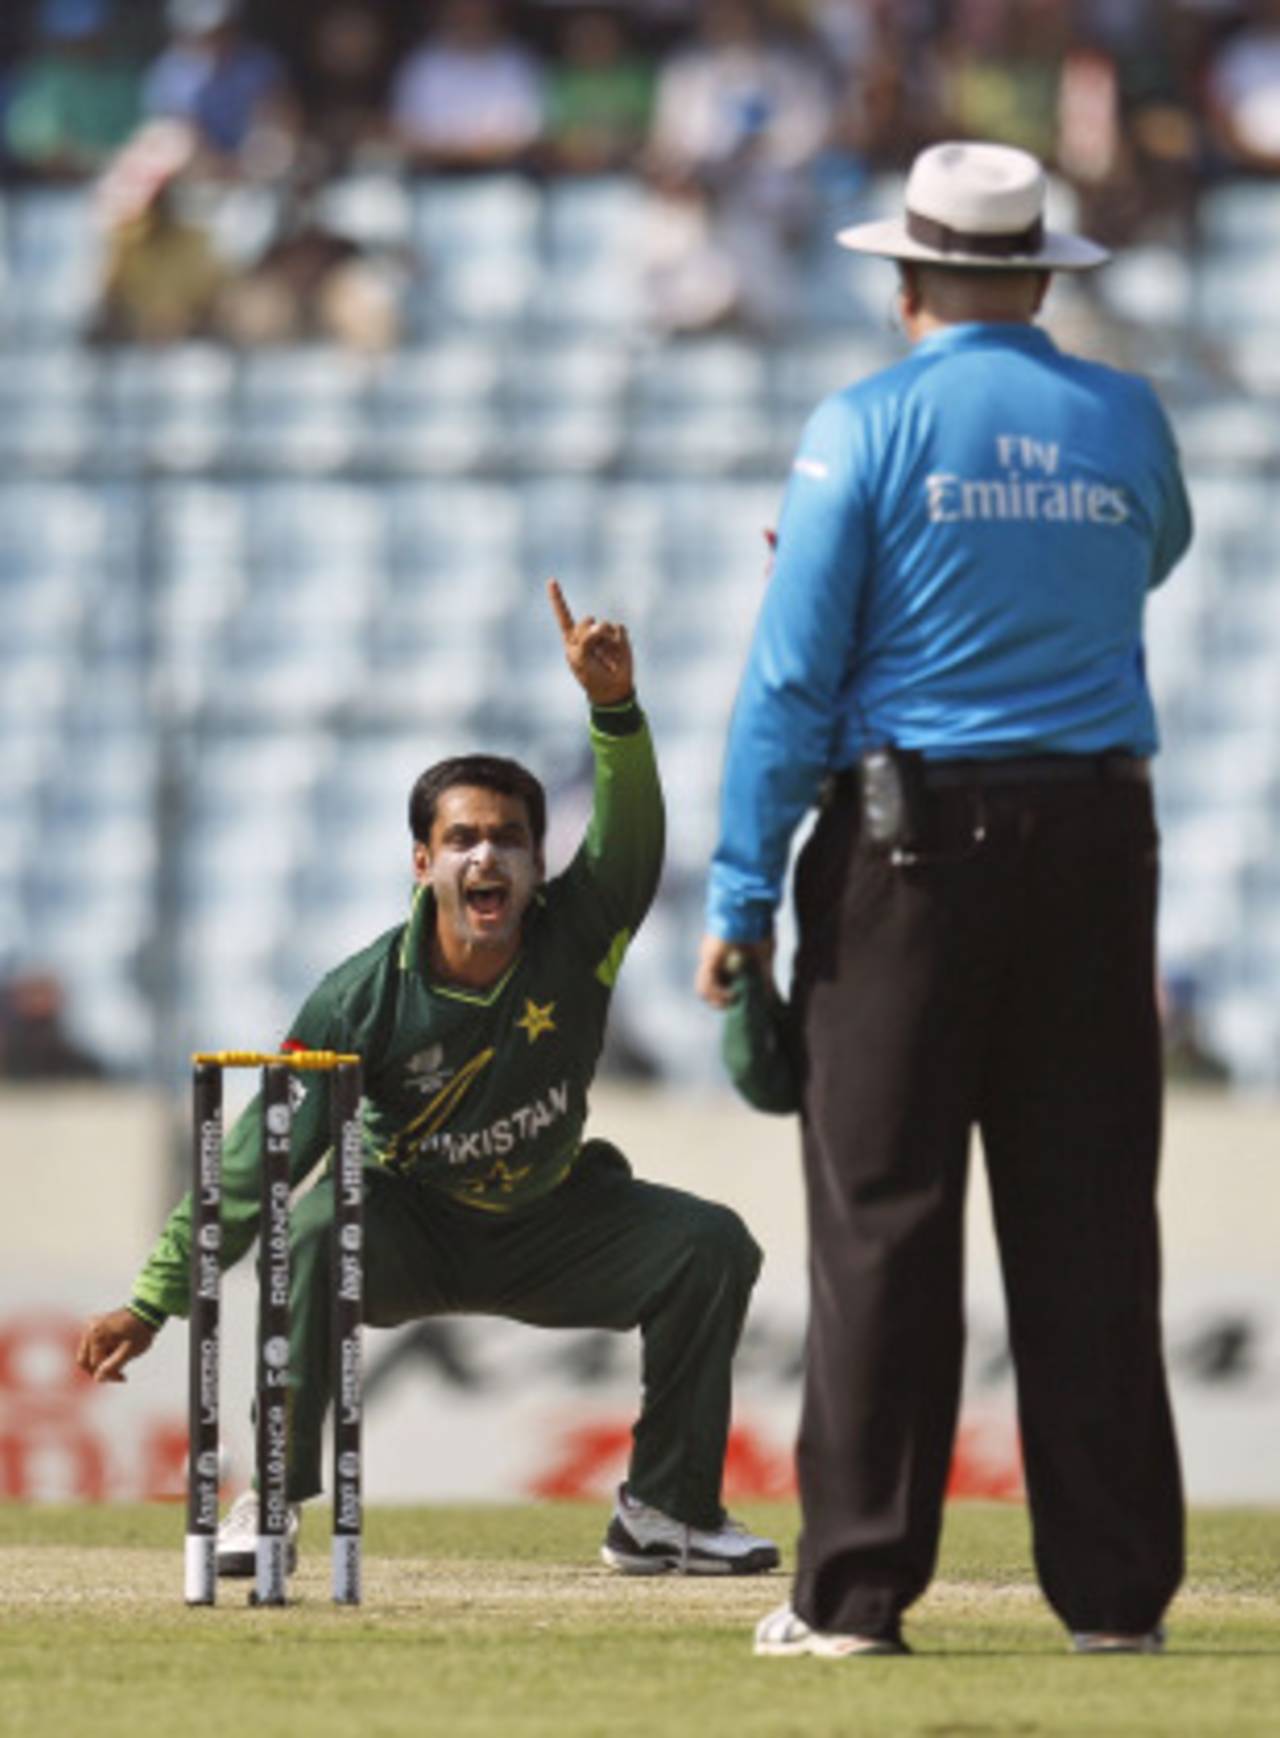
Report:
283,1139,762,1527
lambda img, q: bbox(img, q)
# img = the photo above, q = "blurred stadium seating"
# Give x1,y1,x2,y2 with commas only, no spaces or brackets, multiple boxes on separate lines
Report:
1,173,1278,1088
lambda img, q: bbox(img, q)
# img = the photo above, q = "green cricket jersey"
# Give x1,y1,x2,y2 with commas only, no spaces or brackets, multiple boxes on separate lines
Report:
130,699,663,1326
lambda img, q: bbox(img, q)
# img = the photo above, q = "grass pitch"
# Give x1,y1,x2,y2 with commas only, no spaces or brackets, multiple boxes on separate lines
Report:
1,1502,1276,1737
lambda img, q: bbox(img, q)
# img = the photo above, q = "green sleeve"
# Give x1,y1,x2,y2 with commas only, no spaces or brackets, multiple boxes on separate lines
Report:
559,697,664,987
129,980,353,1324
4,68,64,160
4,62,139,163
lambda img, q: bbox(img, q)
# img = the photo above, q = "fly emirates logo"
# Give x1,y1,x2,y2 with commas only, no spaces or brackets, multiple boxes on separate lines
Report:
925,434,1129,527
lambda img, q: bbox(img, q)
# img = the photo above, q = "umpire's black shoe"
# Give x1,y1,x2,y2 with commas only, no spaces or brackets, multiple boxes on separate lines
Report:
600,1484,780,1576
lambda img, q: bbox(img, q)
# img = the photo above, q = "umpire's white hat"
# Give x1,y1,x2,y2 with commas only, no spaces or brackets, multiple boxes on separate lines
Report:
837,141,1109,272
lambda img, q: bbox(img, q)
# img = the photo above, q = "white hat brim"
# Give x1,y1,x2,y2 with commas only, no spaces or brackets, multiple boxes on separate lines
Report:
836,215,1109,272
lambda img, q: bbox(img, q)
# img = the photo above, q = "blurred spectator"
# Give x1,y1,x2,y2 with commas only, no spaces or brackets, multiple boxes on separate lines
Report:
89,113,403,351
143,0,300,180
644,0,831,330
809,7,925,205
934,0,1068,163
90,119,227,342
390,0,545,174
1058,3,1203,246
0,972,105,1081
806,0,881,75
542,8,655,175
0,5,29,66
1205,0,1280,175
216,184,404,351
296,2,397,175
0,75,13,180
647,0,830,180
2,0,141,182
519,0,700,52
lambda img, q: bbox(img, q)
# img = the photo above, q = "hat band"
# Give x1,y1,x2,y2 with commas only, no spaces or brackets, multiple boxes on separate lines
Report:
906,210,1045,259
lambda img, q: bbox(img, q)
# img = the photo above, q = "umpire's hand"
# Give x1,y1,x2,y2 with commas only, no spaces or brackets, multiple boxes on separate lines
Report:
548,579,634,707
696,936,776,1010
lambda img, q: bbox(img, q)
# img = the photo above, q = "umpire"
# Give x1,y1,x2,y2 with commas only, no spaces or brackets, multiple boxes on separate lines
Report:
697,141,1192,1657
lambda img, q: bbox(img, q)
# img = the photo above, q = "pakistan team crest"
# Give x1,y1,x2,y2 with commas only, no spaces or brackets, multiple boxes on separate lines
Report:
404,1045,453,1095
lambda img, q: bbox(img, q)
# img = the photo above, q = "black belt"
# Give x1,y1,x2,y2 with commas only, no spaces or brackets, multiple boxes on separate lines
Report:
920,754,1149,788
830,753,1149,799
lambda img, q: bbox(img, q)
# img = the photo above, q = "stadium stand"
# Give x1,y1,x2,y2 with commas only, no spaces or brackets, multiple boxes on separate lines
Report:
0,170,1278,1089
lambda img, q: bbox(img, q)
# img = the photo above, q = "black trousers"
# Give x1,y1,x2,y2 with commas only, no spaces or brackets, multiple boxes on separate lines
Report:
789,770,1184,1640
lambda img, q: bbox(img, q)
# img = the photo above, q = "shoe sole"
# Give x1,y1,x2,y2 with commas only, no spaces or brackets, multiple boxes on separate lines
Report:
809,1636,909,1658
1073,1641,1165,1655
216,1546,299,1579
601,1544,780,1576
755,1634,909,1658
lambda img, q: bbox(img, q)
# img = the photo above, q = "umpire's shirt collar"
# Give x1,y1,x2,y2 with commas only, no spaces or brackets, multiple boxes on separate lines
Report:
913,321,1057,359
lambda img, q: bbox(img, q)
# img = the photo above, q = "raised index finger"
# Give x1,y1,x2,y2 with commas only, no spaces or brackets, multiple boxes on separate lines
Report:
547,578,575,638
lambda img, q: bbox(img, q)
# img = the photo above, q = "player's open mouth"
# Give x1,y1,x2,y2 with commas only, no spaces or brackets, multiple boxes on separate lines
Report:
465,884,509,921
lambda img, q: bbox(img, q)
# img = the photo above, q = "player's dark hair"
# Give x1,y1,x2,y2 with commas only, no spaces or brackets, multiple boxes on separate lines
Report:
408,755,547,848
898,261,1050,296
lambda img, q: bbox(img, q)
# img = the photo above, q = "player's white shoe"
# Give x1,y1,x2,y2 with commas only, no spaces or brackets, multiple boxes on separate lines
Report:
754,1603,911,1657
215,1489,302,1578
1071,1628,1166,1654
600,1484,779,1576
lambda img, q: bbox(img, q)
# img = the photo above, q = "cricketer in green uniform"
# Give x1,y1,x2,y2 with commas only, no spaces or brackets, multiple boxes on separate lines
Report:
78,583,777,1577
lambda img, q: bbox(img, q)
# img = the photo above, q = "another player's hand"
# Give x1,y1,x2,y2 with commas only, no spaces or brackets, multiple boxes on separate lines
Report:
76,1307,156,1384
696,935,776,1010
547,579,634,706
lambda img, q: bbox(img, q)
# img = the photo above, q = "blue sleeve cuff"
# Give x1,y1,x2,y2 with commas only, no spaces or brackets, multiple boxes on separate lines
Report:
705,894,777,944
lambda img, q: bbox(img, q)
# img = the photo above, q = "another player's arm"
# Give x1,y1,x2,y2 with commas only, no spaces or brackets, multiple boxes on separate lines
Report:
547,580,664,949
697,396,869,1007
77,993,352,1383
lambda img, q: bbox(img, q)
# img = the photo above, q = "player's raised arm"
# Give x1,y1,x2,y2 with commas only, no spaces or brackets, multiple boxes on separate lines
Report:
547,578,633,706
546,578,661,941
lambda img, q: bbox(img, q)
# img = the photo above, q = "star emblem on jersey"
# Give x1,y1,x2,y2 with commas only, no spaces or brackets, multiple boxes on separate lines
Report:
516,999,557,1044
464,1159,533,1197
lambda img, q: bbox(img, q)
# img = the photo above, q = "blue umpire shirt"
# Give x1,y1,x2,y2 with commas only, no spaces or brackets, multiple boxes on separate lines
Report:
706,320,1193,942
